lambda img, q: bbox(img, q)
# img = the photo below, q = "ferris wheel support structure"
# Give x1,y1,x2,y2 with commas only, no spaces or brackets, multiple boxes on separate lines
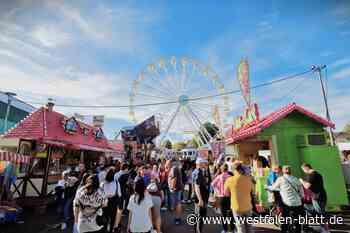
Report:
187,105,214,142
158,104,182,146
184,106,211,145
183,108,208,146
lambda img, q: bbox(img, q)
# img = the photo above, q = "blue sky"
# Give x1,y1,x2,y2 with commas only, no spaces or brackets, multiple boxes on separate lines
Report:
1,0,350,140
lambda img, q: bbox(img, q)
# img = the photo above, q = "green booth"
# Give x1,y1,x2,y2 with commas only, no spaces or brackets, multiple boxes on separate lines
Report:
225,103,348,209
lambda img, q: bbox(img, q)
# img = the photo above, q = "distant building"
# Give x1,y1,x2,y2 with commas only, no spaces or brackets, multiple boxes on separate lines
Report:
0,92,35,134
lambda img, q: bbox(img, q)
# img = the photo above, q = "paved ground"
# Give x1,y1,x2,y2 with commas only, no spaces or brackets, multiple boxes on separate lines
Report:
2,202,350,233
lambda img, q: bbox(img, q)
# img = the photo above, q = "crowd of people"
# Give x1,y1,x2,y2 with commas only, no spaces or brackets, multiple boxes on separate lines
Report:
54,154,328,233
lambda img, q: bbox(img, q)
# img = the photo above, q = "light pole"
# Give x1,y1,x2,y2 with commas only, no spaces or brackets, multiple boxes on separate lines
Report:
311,65,334,146
3,92,17,133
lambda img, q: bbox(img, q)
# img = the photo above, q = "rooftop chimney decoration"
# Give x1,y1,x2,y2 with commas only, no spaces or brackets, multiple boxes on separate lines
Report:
46,98,55,112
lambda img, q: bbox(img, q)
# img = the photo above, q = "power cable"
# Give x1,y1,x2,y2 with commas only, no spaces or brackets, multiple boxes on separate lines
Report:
21,68,313,109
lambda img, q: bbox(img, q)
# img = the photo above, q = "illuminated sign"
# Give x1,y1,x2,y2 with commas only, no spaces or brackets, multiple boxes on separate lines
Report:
233,103,259,131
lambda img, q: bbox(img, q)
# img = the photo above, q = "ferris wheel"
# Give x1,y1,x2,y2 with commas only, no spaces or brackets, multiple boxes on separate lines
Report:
129,57,230,146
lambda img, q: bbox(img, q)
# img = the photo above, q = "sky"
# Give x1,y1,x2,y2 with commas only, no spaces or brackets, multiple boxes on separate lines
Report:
0,0,350,140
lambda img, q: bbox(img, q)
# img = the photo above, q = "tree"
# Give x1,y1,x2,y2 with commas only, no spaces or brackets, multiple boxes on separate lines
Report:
197,122,219,143
173,141,187,151
344,123,350,134
188,138,200,148
163,139,172,149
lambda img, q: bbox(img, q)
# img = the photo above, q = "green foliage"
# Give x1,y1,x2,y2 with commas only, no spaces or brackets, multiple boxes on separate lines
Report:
173,141,187,151
163,139,172,149
344,123,350,134
198,122,219,143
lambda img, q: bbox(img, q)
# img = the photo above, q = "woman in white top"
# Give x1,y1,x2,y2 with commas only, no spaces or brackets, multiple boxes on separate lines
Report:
73,174,107,233
128,178,153,233
100,167,118,233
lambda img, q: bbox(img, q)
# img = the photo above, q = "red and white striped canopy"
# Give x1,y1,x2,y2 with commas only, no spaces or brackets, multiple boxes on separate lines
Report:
0,151,31,164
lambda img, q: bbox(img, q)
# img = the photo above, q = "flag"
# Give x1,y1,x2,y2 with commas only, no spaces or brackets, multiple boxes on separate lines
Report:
121,126,137,141
135,116,160,143
237,59,251,106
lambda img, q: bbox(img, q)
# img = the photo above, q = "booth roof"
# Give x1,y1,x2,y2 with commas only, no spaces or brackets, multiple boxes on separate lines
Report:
108,140,125,153
226,103,335,144
2,107,113,152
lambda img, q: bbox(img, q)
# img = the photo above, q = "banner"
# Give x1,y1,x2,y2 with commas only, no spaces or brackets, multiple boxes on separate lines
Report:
135,116,160,144
233,103,260,131
93,115,104,128
237,59,251,106
211,141,225,159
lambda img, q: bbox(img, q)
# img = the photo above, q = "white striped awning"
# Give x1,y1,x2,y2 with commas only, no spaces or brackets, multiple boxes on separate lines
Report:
0,151,31,164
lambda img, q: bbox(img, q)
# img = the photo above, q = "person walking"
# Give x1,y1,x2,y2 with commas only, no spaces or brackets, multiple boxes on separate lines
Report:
272,165,304,233
267,165,282,204
101,167,118,233
147,173,163,233
113,163,130,233
192,157,211,233
136,166,151,187
168,159,184,225
300,163,327,213
57,170,78,231
127,178,154,233
160,161,170,211
211,164,234,233
224,162,254,233
73,174,107,233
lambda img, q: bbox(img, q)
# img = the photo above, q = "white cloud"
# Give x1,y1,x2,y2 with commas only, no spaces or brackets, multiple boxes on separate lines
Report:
332,67,350,79
43,1,159,56
32,25,71,48
329,57,350,69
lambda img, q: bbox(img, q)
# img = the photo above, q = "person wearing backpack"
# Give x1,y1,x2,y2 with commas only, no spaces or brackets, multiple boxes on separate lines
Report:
272,165,304,233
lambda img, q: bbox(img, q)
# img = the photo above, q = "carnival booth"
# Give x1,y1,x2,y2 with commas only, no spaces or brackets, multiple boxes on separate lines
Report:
0,102,114,211
0,151,31,224
225,102,348,209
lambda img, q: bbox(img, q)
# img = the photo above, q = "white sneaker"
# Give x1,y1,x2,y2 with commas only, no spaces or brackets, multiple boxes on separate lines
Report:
221,230,226,233
61,222,67,231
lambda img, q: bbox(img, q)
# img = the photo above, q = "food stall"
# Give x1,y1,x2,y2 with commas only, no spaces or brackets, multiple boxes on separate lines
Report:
0,151,31,224
0,103,114,213
225,102,348,209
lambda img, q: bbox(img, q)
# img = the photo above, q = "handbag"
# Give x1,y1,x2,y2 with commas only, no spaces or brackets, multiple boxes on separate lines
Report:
96,211,108,226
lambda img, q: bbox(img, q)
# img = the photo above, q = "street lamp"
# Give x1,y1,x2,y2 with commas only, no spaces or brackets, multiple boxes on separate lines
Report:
3,92,17,133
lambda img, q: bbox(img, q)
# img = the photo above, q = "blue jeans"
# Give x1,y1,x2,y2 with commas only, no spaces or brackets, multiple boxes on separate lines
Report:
170,191,182,210
63,197,73,222
162,187,172,209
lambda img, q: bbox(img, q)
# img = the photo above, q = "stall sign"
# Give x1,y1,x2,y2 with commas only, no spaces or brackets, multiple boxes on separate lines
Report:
233,103,259,131
36,151,47,158
64,117,78,134
93,115,104,128
211,141,225,159
95,128,104,140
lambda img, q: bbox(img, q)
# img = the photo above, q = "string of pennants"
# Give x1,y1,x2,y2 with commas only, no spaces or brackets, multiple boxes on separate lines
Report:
0,151,31,164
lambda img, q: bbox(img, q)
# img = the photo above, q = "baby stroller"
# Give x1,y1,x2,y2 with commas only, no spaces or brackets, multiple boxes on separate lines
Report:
267,188,283,227
302,201,330,233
